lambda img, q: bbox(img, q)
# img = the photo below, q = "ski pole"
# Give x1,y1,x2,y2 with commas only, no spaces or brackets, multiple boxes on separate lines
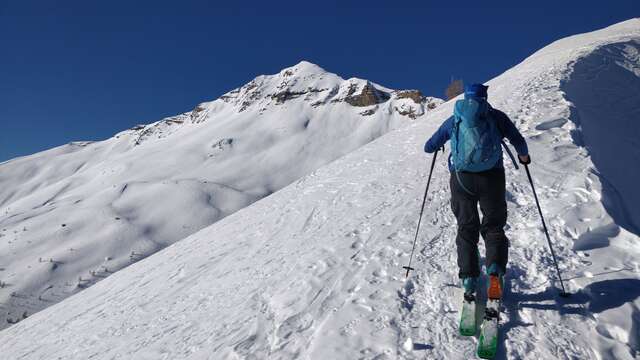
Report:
404,149,439,278
524,163,570,297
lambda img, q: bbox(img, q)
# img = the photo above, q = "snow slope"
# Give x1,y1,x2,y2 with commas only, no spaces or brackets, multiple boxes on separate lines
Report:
0,62,441,329
1,19,640,360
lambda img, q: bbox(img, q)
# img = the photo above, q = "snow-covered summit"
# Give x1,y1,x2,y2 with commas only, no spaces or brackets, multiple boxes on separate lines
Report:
215,60,434,117
1,19,639,359
0,61,441,331
280,60,328,75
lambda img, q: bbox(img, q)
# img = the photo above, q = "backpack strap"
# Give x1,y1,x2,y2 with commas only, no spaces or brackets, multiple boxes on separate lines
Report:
487,106,520,170
455,171,476,196
501,140,519,170
452,115,461,153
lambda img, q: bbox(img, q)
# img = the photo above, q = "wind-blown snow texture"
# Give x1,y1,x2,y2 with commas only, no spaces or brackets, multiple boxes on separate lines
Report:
0,62,440,329
2,19,640,360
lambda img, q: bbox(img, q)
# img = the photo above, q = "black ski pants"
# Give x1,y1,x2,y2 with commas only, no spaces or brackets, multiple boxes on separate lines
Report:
450,168,509,279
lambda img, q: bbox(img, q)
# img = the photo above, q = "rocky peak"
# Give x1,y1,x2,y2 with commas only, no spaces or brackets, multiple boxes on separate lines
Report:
114,62,444,147
212,62,441,117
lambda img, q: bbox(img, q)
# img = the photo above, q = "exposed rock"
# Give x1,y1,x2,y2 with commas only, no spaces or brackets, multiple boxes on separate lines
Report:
271,89,307,104
396,90,425,104
219,88,240,103
359,106,378,116
271,87,326,105
165,117,184,125
311,86,339,107
346,83,358,98
244,81,259,91
394,106,418,119
190,104,207,123
239,100,254,112
345,83,390,107
212,138,233,150
238,83,263,112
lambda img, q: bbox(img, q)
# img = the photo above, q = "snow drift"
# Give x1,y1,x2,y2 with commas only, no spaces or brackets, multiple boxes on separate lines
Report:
562,40,640,236
1,19,640,360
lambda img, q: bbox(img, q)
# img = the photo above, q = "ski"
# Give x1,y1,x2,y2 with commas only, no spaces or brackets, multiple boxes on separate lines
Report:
477,299,500,358
477,273,503,359
459,293,477,336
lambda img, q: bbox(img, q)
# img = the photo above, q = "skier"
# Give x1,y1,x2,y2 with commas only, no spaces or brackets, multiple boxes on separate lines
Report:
423,83,530,301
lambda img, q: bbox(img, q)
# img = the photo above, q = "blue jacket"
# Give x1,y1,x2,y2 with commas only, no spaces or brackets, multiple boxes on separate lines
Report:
424,103,528,171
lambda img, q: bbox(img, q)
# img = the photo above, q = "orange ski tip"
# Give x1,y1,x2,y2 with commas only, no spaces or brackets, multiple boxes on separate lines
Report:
488,275,502,300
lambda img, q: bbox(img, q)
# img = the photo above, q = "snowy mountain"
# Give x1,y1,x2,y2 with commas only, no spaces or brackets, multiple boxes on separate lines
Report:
2,18,640,360
0,61,441,329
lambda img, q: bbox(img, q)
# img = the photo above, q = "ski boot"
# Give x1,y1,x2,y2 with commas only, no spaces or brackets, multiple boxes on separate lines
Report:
486,263,504,300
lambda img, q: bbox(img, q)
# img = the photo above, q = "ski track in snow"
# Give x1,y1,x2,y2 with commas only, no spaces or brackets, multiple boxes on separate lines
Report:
1,19,640,360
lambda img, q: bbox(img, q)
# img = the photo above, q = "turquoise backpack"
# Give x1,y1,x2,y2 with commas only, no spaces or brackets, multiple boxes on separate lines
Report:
450,98,502,172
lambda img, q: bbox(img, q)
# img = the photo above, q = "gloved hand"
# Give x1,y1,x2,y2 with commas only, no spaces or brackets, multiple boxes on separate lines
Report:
518,154,531,165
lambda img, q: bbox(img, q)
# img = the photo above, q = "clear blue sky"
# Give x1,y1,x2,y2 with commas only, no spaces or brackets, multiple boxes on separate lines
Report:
1,1,637,161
